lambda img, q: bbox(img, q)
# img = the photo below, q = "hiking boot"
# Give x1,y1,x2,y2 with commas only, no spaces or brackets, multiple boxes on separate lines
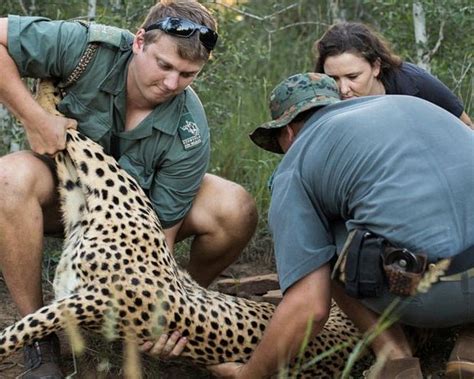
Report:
22,333,64,379
446,325,474,379
364,357,423,379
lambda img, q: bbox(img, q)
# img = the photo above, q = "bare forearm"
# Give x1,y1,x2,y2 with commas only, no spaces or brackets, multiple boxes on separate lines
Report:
0,44,46,127
239,267,331,379
0,31,77,154
240,301,325,378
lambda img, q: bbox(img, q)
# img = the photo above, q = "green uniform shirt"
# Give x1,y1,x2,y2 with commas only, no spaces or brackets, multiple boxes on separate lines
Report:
8,15,210,228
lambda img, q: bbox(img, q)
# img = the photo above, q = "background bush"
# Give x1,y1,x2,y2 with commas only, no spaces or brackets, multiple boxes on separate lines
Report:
1,0,472,259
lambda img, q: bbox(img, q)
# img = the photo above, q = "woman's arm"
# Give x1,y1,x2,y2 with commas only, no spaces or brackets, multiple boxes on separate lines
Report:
459,111,473,129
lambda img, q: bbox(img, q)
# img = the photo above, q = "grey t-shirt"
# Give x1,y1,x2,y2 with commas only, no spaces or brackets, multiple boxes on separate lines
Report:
269,95,474,293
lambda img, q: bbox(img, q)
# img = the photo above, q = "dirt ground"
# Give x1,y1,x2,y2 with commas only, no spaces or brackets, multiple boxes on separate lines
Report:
0,254,460,379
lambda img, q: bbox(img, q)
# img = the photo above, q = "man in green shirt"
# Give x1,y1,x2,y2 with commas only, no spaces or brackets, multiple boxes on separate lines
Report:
0,1,257,377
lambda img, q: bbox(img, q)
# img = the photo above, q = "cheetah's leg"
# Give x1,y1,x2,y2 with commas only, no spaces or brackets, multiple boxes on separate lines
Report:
0,292,106,361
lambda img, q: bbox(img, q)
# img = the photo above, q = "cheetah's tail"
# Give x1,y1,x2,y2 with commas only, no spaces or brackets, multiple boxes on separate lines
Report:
0,292,104,362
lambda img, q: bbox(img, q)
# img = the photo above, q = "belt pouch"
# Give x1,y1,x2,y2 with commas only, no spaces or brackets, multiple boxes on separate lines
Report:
383,248,427,296
345,230,385,298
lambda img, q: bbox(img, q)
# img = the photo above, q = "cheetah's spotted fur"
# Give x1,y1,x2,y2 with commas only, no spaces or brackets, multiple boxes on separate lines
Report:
0,81,361,378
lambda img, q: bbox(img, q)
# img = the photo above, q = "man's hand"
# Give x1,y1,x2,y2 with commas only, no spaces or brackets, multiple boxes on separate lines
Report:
138,331,188,359
207,362,245,378
25,110,77,156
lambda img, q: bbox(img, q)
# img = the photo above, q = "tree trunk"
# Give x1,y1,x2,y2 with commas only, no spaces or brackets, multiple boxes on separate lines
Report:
329,0,345,23
412,1,430,72
29,0,36,14
88,0,97,21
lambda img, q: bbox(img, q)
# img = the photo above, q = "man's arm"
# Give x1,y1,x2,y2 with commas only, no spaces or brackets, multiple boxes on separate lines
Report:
0,17,76,154
211,264,332,379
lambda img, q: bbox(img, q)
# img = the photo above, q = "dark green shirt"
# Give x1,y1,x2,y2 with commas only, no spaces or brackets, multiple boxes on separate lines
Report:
8,15,210,228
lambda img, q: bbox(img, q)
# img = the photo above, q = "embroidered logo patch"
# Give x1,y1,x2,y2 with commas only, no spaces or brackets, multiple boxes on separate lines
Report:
178,120,202,150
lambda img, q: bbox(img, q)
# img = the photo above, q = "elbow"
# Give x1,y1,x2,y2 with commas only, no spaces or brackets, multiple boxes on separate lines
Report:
283,265,332,337
309,304,330,334
292,297,330,336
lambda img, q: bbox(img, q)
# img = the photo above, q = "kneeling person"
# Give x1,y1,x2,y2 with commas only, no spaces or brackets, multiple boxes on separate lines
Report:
211,73,474,378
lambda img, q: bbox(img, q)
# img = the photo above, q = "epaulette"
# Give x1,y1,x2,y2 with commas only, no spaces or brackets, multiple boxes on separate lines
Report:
58,23,133,92
88,23,126,48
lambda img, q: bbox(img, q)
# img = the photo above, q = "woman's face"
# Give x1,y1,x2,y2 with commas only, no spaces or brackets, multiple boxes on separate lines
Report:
323,52,384,99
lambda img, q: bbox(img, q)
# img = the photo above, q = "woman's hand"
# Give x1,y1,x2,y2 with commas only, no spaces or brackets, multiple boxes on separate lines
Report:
138,331,188,359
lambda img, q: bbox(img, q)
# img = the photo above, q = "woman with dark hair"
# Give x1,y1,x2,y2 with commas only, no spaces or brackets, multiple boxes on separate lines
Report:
313,22,472,127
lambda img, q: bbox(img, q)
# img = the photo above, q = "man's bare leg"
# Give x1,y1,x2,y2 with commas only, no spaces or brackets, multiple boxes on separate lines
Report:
0,151,61,316
331,281,412,358
331,282,423,378
177,174,258,287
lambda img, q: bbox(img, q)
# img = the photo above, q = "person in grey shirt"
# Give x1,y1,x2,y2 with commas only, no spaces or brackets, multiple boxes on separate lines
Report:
210,73,474,379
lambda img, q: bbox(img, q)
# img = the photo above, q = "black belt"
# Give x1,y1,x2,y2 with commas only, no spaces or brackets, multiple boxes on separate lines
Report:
444,245,474,276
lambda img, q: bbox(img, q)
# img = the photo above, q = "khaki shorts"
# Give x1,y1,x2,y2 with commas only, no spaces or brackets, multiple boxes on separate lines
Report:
361,269,474,328
34,152,64,237
332,220,474,328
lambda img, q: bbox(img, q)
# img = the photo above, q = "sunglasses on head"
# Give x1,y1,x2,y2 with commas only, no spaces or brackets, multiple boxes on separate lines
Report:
144,17,218,52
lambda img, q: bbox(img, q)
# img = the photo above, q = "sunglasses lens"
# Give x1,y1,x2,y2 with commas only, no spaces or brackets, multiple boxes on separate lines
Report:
145,17,218,51
199,30,218,51
168,18,194,37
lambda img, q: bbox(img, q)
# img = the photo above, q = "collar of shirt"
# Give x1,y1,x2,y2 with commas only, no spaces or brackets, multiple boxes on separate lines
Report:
117,94,185,140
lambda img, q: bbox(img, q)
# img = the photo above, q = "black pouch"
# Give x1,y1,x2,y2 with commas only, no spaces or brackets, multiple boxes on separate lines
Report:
332,229,386,298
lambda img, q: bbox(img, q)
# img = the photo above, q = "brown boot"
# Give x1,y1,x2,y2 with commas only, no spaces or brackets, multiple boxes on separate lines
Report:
22,333,64,379
446,325,474,379
364,357,423,379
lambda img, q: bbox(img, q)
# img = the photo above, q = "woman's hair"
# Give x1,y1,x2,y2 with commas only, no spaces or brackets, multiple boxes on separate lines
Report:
141,0,217,63
313,22,402,81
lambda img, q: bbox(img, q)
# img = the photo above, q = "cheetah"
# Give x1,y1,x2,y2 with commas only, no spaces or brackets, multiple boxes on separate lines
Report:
0,81,361,378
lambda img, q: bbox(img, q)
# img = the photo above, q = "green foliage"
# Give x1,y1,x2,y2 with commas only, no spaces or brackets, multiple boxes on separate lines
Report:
0,0,472,239
196,0,473,235
0,108,25,155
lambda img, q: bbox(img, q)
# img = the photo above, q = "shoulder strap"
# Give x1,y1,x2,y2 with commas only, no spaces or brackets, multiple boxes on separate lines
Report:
58,42,99,91
58,22,131,92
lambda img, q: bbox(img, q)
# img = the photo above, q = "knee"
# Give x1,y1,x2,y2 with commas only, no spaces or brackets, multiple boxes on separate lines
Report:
185,175,258,246
0,152,54,212
217,180,258,238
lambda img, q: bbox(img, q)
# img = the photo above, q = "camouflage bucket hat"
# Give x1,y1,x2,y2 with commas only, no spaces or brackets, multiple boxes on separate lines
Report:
250,73,340,154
